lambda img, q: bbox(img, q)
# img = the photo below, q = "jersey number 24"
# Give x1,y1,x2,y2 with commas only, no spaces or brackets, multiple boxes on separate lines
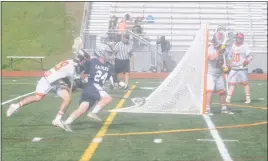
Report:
94,70,108,85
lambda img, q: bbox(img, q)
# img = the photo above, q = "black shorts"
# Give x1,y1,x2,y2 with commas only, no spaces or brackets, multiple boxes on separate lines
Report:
79,83,100,106
115,59,130,74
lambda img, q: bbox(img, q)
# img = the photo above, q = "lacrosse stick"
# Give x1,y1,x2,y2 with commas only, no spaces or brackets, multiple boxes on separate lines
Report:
214,25,231,90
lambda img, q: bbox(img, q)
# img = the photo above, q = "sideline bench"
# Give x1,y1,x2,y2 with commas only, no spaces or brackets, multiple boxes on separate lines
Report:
7,56,45,70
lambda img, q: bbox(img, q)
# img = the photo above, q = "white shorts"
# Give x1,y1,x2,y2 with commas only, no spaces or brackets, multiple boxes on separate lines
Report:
35,77,52,96
93,83,109,98
207,74,225,92
228,69,248,85
51,86,67,98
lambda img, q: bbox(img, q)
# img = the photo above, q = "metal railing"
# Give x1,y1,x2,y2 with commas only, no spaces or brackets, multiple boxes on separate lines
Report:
126,30,163,70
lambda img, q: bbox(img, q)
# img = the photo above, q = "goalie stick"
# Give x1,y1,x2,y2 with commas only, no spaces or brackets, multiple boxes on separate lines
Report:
214,25,231,91
112,96,146,106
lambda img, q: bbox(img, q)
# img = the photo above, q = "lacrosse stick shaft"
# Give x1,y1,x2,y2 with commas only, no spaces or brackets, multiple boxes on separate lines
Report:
222,53,229,91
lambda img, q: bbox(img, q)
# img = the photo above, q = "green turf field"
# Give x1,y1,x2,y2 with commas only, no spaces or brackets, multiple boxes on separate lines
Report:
2,77,267,161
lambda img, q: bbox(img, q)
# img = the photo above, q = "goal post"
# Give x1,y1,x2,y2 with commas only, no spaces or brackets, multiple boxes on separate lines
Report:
112,24,209,115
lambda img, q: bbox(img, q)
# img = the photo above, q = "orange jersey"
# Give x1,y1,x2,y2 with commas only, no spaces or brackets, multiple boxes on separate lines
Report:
43,60,75,84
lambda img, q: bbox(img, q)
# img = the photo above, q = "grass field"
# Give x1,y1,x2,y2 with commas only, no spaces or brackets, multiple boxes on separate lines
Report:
2,2,83,70
2,77,267,161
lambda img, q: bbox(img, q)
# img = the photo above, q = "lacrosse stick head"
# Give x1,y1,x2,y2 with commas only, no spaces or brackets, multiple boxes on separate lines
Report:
212,25,232,47
131,97,146,106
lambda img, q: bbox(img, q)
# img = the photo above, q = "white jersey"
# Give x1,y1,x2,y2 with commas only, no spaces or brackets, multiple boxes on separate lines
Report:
229,42,251,70
208,45,223,75
43,59,75,84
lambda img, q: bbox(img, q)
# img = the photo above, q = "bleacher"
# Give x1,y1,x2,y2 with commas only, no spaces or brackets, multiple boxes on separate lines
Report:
87,2,267,52
86,2,267,72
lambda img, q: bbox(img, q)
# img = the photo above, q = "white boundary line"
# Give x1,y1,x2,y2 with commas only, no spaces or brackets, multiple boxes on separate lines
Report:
1,92,35,105
197,139,239,142
203,115,233,161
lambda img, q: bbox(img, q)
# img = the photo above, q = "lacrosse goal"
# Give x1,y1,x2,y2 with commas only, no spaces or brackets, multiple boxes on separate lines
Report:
112,24,209,115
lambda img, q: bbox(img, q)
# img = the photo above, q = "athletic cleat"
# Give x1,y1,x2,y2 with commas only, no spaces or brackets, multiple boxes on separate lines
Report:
221,108,234,114
87,113,102,122
6,104,19,117
52,119,68,131
63,123,73,132
205,108,214,116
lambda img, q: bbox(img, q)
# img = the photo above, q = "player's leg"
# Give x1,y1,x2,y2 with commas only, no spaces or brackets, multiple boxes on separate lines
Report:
64,101,96,132
6,77,51,117
63,87,97,131
52,88,72,129
226,70,237,103
240,70,251,103
123,59,130,90
162,51,168,72
206,74,215,115
109,64,115,89
88,87,113,121
216,76,233,114
113,59,122,88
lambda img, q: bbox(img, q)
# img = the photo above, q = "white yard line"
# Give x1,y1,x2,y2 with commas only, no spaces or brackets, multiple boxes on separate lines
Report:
203,115,233,161
1,92,35,105
197,139,239,142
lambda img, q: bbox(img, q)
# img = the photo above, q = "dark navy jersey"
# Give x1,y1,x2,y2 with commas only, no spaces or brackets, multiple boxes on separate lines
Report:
84,58,112,87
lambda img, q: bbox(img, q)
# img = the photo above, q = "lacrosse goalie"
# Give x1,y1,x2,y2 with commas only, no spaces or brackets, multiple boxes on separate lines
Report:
205,31,233,115
226,32,253,104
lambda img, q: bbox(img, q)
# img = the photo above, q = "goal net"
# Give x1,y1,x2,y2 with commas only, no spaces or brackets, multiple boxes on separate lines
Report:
112,24,209,115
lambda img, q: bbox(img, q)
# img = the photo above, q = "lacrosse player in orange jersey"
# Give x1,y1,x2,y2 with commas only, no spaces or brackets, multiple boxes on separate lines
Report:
6,50,90,130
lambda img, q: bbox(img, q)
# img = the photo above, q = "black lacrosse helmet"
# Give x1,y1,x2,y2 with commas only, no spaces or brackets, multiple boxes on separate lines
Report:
73,49,91,74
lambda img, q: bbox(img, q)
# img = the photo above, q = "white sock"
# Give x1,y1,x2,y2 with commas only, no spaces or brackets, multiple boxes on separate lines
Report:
55,111,64,121
246,95,250,99
65,117,74,125
91,104,101,114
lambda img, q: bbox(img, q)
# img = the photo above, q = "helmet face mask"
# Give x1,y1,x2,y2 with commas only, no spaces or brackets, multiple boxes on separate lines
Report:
73,49,91,74
94,49,109,63
213,32,224,48
235,32,244,45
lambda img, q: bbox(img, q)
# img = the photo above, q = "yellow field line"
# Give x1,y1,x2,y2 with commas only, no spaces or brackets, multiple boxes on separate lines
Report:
212,102,267,110
105,121,267,137
78,85,136,161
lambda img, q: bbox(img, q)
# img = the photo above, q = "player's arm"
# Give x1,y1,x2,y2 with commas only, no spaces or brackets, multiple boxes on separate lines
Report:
243,45,253,66
208,47,223,61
